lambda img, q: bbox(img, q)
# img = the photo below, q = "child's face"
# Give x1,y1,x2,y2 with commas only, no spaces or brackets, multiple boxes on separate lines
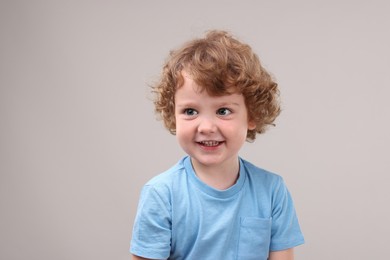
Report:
174,71,256,170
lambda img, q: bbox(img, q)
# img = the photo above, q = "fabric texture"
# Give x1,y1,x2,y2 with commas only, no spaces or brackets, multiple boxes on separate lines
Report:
130,156,304,260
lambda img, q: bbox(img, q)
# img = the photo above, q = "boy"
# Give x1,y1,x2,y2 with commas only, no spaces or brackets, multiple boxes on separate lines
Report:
130,30,304,260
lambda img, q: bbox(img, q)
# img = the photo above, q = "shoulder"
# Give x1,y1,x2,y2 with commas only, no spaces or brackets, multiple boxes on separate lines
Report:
241,158,284,187
142,157,187,196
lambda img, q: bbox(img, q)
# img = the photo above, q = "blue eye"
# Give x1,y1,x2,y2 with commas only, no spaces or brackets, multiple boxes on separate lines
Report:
217,108,232,116
184,108,198,116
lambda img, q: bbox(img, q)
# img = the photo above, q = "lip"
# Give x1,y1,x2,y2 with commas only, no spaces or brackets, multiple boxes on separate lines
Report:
196,140,224,151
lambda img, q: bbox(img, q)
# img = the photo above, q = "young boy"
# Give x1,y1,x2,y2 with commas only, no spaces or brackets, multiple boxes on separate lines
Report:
130,30,304,260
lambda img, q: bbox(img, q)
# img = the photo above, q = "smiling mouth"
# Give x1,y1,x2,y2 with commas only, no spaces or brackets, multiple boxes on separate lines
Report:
198,141,222,147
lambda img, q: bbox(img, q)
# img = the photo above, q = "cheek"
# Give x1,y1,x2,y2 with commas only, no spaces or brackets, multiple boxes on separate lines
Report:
175,120,190,138
172,112,181,131
221,123,247,138
175,123,193,153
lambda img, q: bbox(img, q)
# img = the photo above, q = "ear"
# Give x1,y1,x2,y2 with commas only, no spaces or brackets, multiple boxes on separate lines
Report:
248,120,256,130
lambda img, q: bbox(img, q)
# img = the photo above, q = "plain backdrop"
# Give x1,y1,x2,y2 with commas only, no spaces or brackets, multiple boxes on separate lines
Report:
1,0,389,259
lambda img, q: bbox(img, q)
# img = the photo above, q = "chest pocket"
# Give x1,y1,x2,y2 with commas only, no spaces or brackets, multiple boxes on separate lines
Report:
237,217,271,260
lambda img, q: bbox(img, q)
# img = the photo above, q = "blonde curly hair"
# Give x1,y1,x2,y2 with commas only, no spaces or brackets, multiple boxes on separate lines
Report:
153,30,280,141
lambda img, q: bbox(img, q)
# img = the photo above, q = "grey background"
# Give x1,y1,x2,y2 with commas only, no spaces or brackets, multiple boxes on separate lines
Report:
1,0,389,259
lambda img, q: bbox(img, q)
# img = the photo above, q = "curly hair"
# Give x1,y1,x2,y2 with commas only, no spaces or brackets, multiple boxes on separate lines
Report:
153,30,281,141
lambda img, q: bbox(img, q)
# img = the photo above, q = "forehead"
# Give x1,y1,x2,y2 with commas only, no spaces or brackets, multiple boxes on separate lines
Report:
175,73,245,105
178,69,238,95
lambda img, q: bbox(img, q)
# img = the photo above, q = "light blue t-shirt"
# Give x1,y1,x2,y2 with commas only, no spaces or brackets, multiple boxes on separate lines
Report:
130,156,304,259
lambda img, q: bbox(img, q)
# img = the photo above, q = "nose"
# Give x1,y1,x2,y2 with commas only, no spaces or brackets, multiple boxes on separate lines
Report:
197,116,217,134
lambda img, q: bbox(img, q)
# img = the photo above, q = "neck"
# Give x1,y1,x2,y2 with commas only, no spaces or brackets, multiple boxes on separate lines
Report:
191,157,240,190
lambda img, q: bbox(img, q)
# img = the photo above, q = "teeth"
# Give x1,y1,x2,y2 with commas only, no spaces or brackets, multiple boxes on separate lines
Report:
200,141,219,146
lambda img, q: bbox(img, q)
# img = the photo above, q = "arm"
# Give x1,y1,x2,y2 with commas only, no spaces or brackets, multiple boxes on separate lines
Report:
131,254,156,260
269,248,294,260
130,186,171,260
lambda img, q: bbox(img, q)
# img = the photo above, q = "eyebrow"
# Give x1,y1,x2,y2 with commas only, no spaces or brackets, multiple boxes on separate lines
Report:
219,102,240,107
175,101,198,108
175,101,241,108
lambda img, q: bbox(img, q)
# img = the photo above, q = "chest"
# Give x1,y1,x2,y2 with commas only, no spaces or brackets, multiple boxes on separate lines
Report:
169,182,273,259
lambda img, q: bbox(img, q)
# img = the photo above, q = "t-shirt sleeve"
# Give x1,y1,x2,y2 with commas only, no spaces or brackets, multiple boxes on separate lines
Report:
269,176,305,251
130,184,172,259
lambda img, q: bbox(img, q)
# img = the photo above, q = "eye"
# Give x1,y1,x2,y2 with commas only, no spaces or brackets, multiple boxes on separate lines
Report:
183,108,198,116
216,108,232,116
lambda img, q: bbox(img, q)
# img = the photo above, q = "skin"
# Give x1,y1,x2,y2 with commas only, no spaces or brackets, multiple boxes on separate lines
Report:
174,71,256,190
269,248,295,260
131,256,156,260
132,248,294,260
131,71,295,259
